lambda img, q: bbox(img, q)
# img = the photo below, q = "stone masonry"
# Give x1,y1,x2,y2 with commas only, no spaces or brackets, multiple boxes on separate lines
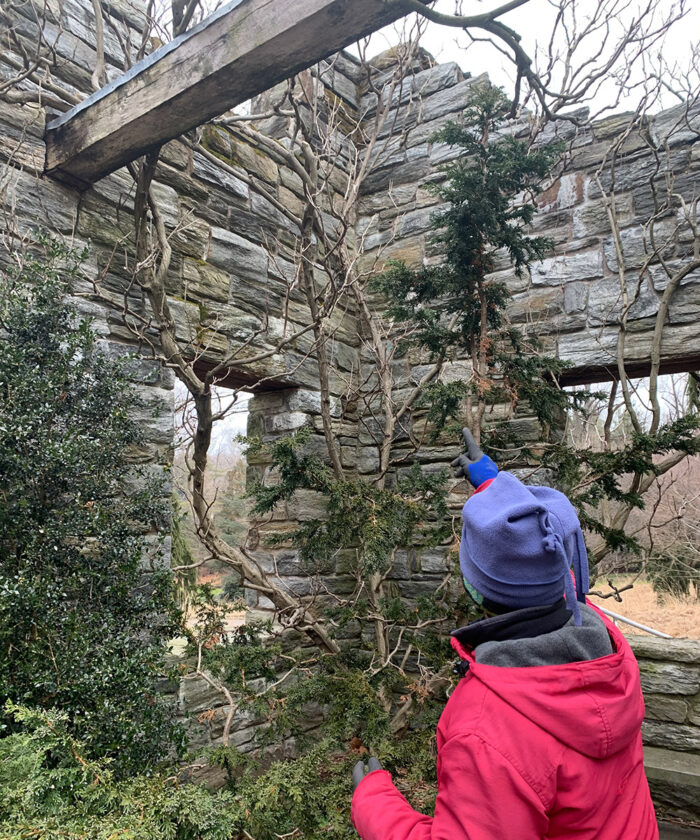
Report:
628,636,700,822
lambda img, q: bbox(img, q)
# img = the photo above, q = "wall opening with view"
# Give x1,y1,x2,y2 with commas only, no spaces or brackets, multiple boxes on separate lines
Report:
172,381,252,630
564,371,699,638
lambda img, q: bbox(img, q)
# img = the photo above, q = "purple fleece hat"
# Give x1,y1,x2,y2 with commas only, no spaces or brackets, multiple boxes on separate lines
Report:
459,472,590,625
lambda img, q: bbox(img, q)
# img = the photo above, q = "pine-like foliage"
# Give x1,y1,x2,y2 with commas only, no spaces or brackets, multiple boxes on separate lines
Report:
372,82,577,434
0,238,183,774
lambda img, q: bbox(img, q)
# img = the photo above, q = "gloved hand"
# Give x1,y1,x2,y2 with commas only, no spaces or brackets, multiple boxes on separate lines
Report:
352,756,382,790
451,427,498,489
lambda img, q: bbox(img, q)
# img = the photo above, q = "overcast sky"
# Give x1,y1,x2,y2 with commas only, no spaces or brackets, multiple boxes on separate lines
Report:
349,0,698,114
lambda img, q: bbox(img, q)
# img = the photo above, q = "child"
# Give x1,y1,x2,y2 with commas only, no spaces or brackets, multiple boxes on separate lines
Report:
351,430,658,840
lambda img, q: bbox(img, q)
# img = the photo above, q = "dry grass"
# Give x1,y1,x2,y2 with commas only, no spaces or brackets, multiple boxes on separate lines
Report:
589,577,700,639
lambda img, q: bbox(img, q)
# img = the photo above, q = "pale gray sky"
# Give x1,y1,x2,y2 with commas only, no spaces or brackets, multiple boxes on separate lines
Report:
351,0,699,115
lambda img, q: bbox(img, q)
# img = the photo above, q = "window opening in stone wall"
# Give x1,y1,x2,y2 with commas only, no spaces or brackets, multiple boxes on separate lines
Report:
564,371,699,639
172,379,251,638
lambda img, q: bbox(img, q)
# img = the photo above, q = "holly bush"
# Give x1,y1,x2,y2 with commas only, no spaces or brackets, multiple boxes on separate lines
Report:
0,237,183,775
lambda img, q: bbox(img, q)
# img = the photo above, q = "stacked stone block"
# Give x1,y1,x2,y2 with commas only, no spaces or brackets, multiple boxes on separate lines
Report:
628,636,700,822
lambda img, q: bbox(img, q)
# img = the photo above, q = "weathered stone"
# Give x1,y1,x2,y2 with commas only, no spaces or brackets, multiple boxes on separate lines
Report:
638,661,700,696
642,720,700,752
531,250,603,286
587,275,659,327
564,281,589,313
161,139,190,170
628,637,700,664
379,76,483,141
272,550,302,576
358,447,380,474
0,102,45,173
170,215,210,259
2,164,78,234
314,60,359,108
181,258,229,303
437,360,472,385
602,224,669,273
538,173,585,212
287,388,341,417
363,226,394,251
572,194,634,239
644,695,690,724
207,227,268,279
400,575,441,599
644,746,700,823
398,206,435,237
690,697,700,727
362,61,462,118
419,548,449,574
360,157,432,194
485,266,529,295
429,141,463,165
228,136,279,185
650,100,700,148
284,489,329,523
357,183,417,215
510,288,563,326
155,162,210,202
278,185,304,219
267,411,307,433
192,150,249,201
387,550,418,580
649,261,700,292
668,281,700,324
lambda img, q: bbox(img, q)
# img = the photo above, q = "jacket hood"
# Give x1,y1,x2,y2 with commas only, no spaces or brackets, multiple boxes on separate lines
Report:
450,609,645,760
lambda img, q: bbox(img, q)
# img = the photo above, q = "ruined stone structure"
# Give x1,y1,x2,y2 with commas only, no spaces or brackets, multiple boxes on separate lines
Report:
630,637,700,822
1,0,699,817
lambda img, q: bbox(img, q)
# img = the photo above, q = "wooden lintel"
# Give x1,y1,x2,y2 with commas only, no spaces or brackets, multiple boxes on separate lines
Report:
559,355,700,387
45,0,419,188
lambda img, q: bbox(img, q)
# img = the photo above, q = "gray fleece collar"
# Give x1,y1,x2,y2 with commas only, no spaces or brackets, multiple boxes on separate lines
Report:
474,604,614,667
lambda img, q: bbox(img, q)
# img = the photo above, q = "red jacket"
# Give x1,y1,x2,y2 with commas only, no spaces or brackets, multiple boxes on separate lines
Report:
352,610,657,839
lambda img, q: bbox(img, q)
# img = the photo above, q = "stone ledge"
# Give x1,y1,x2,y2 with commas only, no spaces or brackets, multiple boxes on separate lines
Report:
630,637,700,665
645,746,700,788
659,822,700,839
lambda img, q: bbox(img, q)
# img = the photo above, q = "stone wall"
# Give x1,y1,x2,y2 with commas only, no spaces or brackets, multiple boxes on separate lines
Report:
1,0,366,610
628,636,700,822
355,63,700,382
348,49,700,610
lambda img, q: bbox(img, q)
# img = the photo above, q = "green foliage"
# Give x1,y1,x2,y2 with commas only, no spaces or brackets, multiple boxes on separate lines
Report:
370,81,582,443
418,380,470,441
0,703,238,840
249,430,450,575
647,552,699,602
0,238,183,775
544,414,700,557
0,698,442,840
372,83,561,363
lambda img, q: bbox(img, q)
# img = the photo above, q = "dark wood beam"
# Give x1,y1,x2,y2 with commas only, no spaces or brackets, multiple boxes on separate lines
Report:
45,0,420,189
559,355,700,387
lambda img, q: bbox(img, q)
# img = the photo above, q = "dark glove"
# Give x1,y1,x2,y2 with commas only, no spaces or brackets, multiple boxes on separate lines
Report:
352,756,382,790
451,427,498,489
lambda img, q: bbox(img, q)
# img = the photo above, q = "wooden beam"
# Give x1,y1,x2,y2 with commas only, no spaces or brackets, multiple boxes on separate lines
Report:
45,0,419,188
559,354,700,387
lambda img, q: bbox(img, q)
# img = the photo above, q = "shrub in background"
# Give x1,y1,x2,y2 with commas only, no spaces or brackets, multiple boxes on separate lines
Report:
0,237,183,775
